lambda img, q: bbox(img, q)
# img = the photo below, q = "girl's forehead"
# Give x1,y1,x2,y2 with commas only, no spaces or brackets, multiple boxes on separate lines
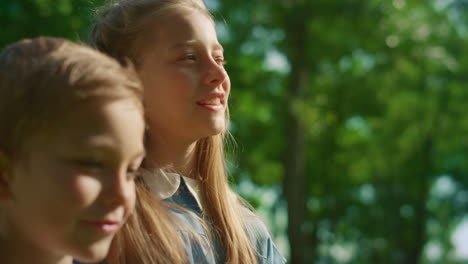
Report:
135,8,218,61
151,10,217,45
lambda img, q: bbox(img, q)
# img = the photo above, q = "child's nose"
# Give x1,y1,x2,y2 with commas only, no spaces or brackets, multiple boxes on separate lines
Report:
101,170,135,207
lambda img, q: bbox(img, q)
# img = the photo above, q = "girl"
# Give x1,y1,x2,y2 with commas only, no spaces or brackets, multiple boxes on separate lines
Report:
0,37,181,264
90,0,286,263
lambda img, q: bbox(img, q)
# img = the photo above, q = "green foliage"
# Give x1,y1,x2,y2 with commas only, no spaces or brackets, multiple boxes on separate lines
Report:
220,0,468,263
0,0,105,49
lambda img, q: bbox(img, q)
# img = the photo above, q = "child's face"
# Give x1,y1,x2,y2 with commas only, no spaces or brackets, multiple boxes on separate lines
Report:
138,9,230,143
3,99,144,262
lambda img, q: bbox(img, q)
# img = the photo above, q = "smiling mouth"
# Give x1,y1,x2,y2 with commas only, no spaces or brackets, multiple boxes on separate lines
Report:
197,95,225,111
198,97,221,105
84,220,121,234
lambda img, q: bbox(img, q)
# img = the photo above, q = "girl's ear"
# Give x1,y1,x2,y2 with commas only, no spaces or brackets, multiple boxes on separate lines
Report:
0,151,12,200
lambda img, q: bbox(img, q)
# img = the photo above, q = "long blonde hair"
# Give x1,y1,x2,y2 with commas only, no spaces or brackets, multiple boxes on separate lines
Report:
106,178,187,263
90,0,258,263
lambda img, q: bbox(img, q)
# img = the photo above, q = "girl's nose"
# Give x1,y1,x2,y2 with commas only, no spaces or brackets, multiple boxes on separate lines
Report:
203,58,228,88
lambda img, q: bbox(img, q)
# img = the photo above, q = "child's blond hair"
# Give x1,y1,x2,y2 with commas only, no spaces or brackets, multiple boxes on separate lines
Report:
0,37,142,156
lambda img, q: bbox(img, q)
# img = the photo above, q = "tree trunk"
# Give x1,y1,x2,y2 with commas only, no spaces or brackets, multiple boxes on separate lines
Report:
408,136,431,264
283,6,310,264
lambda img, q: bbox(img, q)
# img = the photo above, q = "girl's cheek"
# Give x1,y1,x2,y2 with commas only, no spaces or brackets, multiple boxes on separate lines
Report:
70,176,102,207
125,193,136,220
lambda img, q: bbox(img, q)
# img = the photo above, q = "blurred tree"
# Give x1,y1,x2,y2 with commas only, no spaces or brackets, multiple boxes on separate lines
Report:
0,0,104,48
218,0,468,263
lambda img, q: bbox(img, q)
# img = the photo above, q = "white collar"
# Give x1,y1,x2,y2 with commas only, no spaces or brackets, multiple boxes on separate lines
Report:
141,168,204,210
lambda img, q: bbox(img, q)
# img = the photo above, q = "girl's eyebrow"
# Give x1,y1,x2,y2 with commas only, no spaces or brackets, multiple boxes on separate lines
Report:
170,40,224,52
131,150,146,161
72,137,145,159
213,43,224,52
68,145,146,165
169,40,198,51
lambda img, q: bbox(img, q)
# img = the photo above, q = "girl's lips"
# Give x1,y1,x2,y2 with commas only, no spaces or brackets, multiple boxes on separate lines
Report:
196,93,225,111
197,93,225,103
197,103,224,111
84,220,121,234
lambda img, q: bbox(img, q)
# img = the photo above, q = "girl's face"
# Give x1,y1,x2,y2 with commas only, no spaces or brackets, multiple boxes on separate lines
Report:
138,9,230,144
2,99,144,263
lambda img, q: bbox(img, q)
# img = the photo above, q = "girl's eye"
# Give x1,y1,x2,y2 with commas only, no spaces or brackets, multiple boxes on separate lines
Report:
127,168,140,180
183,54,197,61
215,57,227,66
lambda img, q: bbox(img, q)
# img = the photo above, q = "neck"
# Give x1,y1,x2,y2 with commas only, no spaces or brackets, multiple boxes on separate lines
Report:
144,134,197,177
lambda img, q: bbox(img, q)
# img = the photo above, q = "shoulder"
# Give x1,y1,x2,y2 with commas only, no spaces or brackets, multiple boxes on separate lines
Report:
240,208,287,264
167,206,204,231
165,205,217,264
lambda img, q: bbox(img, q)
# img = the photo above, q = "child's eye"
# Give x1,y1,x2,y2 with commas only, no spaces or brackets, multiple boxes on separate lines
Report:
183,54,197,61
126,168,140,180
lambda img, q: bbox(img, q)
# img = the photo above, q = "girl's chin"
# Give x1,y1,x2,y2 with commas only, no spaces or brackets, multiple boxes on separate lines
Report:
72,239,113,263
193,127,226,140
207,124,227,136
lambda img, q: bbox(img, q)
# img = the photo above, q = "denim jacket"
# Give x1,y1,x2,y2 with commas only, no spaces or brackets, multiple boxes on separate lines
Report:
145,170,287,264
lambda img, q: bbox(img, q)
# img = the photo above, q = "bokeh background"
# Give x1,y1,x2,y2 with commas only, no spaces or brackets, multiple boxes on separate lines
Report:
1,0,468,263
